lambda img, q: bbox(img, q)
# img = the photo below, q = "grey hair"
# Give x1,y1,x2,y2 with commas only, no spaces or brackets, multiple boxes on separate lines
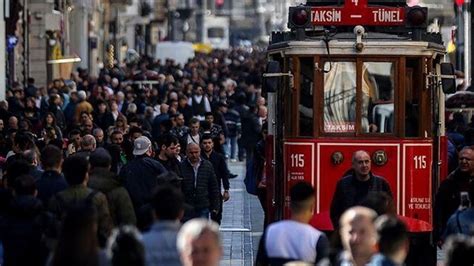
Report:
81,134,96,150
177,218,221,253
92,128,103,136
127,103,137,113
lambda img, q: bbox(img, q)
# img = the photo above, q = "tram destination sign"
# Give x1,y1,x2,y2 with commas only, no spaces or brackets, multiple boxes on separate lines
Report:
310,0,406,26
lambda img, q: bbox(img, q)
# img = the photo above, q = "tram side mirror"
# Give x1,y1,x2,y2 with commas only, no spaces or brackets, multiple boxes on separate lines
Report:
263,61,282,93
441,63,456,94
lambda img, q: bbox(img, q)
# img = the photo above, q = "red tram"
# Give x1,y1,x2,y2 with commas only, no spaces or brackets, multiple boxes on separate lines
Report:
262,0,456,238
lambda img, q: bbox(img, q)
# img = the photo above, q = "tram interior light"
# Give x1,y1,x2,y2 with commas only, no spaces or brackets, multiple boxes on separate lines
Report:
405,6,428,28
288,7,311,29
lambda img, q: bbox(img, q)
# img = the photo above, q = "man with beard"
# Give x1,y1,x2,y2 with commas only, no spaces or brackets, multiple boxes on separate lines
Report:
156,134,181,176
201,134,230,224
435,146,474,241
170,113,189,142
330,150,392,228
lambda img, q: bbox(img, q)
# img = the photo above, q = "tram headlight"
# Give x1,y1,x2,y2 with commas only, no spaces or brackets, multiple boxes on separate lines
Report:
405,6,427,28
288,6,311,29
372,150,388,166
331,152,344,165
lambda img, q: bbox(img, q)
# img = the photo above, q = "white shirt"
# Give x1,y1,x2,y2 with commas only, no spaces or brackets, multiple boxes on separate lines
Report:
188,158,202,188
187,134,200,145
188,95,212,113
265,220,323,263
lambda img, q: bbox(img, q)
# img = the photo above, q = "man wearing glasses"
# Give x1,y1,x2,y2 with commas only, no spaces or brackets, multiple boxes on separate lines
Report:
435,146,474,242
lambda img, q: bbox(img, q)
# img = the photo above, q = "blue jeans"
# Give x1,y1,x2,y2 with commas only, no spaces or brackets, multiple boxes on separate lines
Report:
225,136,238,159
183,208,210,223
196,208,210,219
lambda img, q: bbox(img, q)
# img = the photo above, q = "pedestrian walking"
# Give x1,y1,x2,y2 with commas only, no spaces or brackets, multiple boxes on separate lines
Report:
142,186,184,266
179,143,220,221
119,136,167,211
256,182,329,265
201,134,230,224
177,218,222,266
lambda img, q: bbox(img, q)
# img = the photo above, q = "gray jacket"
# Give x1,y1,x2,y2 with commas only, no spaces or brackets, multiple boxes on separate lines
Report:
142,221,182,266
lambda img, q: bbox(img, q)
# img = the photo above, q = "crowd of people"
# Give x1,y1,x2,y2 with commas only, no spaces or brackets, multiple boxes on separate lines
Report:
0,47,268,266
1,42,473,266
254,148,474,266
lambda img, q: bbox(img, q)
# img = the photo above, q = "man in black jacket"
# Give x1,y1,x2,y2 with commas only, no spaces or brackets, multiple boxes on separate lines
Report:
180,143,220,221
240,105,261,162
156,133,181,176
0,175,51,266
120,136,167,211
201,134,230,224
434,146,474,241
330,150,392,228
36,145,68,205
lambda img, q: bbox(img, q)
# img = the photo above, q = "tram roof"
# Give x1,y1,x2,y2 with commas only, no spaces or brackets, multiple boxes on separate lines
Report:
305,0,407,6
267,39,445,57
268,30,445,56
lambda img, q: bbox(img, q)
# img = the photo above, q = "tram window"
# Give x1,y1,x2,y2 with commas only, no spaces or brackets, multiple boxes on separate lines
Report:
299,58,314,136
285,57,295,136
362,62,395,133
323,62,356,133
405,65,420,137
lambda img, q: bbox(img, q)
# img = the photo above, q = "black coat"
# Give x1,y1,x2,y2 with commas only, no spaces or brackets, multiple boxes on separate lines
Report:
202,151,230,191
35,170,68,206
48,104,66,131
0,196,51,266
180,159,220,212
94,111,115,131
240,112,261,148
120,156,167,210
434,169,472,240
330,173,392,228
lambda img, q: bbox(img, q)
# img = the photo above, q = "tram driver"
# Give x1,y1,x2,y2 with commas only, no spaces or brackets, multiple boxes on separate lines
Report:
330,150,393,228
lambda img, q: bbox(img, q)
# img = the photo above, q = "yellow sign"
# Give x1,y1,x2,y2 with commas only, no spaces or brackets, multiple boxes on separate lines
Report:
192,43,213,54
447,40,456,53
51,44,63,60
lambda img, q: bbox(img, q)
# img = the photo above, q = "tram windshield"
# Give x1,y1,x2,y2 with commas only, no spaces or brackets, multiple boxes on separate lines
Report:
323,62,356,133
323,61,395,134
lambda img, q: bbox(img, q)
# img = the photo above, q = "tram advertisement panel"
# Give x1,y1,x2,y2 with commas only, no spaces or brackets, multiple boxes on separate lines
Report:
317,143,399,227
283,142,315,218
282,139,434,231
403,144,432,228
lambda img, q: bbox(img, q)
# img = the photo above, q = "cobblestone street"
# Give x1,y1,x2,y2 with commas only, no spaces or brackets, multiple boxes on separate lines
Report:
220,161,264,266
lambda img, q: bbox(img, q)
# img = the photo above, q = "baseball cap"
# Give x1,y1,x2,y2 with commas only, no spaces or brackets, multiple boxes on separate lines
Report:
133,136,152,156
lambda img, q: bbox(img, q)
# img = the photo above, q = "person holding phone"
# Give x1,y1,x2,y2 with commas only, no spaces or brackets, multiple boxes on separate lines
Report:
443,180,474,239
